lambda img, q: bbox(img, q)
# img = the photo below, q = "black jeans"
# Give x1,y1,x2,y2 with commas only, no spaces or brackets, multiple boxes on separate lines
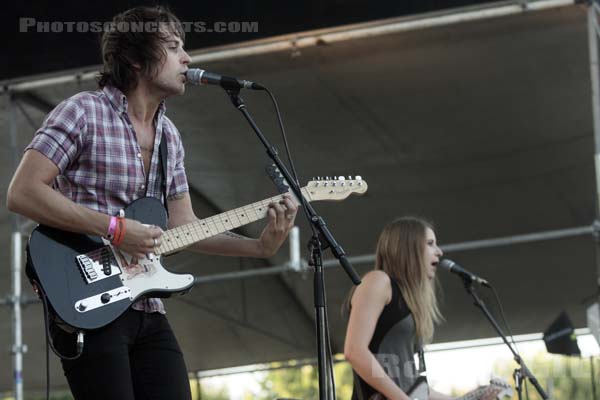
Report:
51,308,192,400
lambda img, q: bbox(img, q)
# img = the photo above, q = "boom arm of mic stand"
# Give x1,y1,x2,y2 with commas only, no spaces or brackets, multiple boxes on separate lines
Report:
463,281,548,400
225,88,361,285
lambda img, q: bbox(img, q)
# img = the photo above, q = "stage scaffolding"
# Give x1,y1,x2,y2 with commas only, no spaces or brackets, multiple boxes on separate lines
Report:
3,0,598,399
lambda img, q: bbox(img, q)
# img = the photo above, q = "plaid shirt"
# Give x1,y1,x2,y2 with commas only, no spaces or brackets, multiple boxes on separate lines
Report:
26,85,190,314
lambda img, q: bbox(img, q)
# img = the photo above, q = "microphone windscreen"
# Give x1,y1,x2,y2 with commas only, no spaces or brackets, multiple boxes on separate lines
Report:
438,259,455,272
185,69,204,85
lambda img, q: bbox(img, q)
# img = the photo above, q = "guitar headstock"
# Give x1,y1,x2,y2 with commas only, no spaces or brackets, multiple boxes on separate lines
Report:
486,376,513,399
303,176,368,201
265,165,368,202
265,164,290,194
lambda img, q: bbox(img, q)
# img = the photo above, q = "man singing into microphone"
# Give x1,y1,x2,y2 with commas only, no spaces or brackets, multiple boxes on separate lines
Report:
7,6,297,400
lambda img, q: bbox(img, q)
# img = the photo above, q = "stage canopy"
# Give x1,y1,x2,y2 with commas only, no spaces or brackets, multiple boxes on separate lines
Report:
1,0,598,392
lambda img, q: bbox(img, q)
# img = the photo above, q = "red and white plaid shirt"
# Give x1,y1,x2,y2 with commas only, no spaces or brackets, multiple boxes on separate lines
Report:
27,85,190,314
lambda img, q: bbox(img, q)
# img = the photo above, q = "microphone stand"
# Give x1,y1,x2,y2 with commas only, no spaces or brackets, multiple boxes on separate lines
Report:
461,279,548,400
223,86,362,400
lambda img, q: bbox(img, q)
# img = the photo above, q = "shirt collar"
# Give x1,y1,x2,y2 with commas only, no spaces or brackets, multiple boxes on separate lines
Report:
102,85,167,118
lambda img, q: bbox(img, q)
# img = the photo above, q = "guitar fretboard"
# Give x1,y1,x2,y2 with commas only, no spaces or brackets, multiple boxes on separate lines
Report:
457,386,487,400
155,188,309,255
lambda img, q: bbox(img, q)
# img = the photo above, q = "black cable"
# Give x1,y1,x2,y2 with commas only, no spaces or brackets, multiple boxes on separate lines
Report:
264,88,301,188
488,283,521,356
321,262,337,399
36,280,84,361
264,87,321,245
38,284,85,399
488,282,532,398
263,87,337,398
46,312,49,400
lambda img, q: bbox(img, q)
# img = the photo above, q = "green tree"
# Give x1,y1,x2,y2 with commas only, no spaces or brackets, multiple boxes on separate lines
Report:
255,361,354,400
492,353,599,400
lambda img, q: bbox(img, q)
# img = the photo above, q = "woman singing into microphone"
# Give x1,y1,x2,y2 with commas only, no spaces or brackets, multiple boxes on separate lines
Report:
343,217,452,400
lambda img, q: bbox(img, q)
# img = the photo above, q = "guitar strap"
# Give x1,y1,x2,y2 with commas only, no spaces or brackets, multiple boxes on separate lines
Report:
417,345,429,396
157,134,169,217
417,347,427,375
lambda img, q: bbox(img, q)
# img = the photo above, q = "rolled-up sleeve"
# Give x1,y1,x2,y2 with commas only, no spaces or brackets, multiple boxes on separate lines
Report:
26,96,86,174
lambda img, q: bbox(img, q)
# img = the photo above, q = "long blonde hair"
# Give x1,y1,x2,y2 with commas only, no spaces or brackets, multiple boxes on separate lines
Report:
374,217,443,343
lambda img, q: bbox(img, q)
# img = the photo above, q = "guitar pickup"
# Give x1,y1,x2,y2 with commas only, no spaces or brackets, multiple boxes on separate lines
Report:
76,248,121,284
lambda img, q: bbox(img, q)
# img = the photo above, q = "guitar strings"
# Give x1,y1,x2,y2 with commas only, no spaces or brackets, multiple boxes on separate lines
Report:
158,192,297,254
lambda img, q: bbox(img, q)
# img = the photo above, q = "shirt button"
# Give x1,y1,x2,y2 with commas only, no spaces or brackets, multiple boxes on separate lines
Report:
140,184,146,190
137,153,142,158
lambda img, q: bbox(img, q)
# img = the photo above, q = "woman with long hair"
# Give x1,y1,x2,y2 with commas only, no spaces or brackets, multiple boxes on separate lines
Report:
344,217,452,400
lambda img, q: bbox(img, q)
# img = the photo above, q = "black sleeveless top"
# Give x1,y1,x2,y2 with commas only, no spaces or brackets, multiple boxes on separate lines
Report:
351,277,419,400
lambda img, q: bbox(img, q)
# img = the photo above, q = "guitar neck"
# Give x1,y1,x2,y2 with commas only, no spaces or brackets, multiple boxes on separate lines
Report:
456,386,486,400
155,188,309,256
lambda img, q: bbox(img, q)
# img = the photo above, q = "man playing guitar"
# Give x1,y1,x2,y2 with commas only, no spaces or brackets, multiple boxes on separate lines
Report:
7,6,297,400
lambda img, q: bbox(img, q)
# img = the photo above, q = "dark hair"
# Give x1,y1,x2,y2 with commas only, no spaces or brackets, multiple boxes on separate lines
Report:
98,6,185,93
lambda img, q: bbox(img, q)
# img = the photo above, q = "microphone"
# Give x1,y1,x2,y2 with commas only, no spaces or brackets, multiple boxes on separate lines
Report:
185,68,264,91
439,259,490,287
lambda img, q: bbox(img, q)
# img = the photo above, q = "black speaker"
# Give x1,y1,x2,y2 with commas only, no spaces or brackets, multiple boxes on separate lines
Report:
543,311,581,356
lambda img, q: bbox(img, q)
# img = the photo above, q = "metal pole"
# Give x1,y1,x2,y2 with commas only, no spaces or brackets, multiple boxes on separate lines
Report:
11,233,24,400
190,224,597,284
289,226,301,271
589,2,600,217
8,93,25,400
589,1,600,340
322,225,595,267
0,0,574,94
591,356,597,400
439,225,595,253
195,372,202,400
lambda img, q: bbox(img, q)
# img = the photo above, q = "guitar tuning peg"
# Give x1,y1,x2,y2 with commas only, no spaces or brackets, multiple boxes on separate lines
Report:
348,175,353,180
356,175,362,180
326,176,330,180
338,176,345,181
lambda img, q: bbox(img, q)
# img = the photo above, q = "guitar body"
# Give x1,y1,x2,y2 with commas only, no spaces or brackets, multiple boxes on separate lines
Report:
27,197,194,330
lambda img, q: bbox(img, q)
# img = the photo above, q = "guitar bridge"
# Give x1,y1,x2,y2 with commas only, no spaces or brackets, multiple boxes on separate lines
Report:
77,246,121,284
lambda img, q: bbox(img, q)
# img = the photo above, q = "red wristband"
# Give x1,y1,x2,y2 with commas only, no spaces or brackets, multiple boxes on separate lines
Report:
111,217,127,246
